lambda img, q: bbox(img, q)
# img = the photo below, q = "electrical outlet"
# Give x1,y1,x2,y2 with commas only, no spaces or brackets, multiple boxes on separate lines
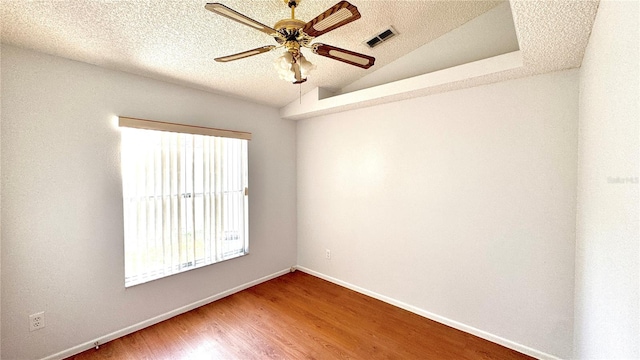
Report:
325,249,331,260
29,312,45,332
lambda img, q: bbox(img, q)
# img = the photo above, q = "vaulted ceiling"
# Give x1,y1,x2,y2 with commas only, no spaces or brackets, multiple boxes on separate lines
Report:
1,0,599,111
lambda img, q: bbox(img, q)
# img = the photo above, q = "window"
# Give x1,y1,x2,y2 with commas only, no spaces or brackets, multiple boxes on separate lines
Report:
119,117,250,287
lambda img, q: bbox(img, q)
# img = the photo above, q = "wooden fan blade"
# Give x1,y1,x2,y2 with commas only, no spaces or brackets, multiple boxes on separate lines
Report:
301,1,361,38
312,43,375,69
205,3,276,36
215,46,276,62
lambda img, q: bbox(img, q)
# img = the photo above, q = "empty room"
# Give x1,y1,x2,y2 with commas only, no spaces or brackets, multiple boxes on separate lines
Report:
1,0,638,359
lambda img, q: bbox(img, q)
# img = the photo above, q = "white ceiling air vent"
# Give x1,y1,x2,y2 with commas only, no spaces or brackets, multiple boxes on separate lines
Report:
365,26,398,48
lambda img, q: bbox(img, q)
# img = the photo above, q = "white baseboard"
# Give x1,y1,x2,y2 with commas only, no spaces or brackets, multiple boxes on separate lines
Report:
43,266,561,360
294,266,562,360
42,268,292,360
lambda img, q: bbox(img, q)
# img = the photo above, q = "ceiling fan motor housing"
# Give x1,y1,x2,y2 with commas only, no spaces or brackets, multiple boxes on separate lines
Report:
275,18,312,46
275,18,305,33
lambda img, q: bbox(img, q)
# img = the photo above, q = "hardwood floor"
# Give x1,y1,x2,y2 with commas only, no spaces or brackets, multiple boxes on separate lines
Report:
67,271,534,359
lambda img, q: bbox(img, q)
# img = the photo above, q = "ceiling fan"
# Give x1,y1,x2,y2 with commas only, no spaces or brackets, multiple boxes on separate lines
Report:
205,0,375,84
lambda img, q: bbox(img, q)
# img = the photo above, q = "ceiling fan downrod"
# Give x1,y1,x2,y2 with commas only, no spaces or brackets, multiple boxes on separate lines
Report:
286,0,301,19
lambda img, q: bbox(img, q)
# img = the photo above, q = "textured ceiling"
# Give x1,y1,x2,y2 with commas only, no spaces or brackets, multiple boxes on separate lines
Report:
1,0,503,107
1,0,599,110
278,0,600,120
341,1,519,93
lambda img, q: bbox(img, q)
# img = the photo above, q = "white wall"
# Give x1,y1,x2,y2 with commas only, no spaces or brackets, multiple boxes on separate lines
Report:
573,0,640,358
297,70,579,358
0,44,297,360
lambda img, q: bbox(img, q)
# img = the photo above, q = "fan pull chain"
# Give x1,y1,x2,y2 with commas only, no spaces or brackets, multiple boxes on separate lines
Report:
299,83,302,104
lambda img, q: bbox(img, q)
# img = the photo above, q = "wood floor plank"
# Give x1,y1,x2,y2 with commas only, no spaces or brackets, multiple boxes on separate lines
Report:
66,271,535,360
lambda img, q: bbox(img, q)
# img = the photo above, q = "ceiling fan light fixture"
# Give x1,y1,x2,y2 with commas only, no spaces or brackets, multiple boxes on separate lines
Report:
274,51,314,83
274,51,294,79
298,54,316,77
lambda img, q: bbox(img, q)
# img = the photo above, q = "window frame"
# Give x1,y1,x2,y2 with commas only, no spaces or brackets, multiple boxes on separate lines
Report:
119,117,251,287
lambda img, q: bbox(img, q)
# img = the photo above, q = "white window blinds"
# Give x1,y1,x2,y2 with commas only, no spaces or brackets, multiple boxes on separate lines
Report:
119,117,250,287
